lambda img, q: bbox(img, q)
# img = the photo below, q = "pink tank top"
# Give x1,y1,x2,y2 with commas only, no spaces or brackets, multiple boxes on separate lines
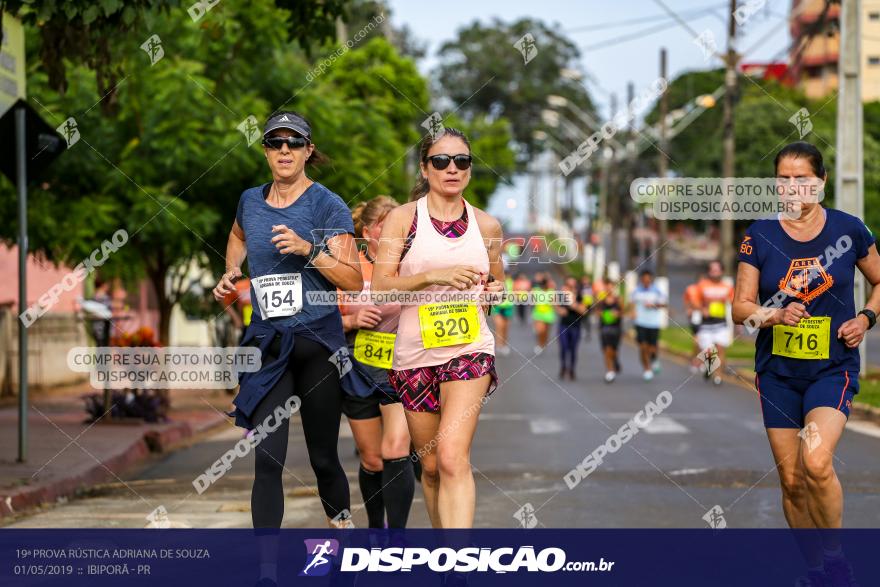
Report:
393,196,495,370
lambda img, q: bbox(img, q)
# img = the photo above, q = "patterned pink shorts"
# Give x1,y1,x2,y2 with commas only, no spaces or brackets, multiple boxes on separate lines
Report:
388,353,498,413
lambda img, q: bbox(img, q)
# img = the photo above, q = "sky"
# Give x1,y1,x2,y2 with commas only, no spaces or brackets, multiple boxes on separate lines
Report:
385,0,792,231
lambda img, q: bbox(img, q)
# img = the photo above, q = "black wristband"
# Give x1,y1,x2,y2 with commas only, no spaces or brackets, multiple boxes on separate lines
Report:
859,309,876,330
307,240,325,263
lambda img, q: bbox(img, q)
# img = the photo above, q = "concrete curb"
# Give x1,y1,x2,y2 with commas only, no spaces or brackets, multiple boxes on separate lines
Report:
0,411,227,521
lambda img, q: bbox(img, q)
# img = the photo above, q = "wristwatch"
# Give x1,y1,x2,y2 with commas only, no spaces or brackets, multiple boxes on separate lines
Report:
858,309,877,330
308,239,329,263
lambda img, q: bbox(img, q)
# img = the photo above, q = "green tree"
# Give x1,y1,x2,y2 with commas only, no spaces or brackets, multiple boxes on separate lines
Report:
434,18,595,164
0,0,447,343
639,70,880,234
0,0,351,115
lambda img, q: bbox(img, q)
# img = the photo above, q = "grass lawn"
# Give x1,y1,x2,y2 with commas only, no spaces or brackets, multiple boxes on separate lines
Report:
856,378,880,409
659,327,880,409
659,326,755,361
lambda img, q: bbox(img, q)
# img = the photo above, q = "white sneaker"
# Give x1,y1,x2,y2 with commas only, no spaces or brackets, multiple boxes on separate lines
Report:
498,345,511,356
604,371,616,383
643,370,654,381
652,359,661,373
689,364,699,375
713,375,722,386
533,345,543,355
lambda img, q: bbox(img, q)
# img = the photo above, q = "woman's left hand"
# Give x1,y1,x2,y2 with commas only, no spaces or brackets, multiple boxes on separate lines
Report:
838,315,869,348
271,224,311,256
482,277,504,311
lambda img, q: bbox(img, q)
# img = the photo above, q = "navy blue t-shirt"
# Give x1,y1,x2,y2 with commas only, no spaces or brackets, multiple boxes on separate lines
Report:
236,181,354,328
738,208,875,378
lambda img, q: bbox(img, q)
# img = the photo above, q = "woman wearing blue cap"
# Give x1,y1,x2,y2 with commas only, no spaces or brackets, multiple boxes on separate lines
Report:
213,111,363,586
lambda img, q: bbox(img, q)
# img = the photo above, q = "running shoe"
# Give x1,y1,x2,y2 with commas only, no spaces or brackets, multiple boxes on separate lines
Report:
604,371,616,383
689,364,699,375
713,375,722,386
498,345,511,356
534,345,543,355
824,557,859,587
643,370,654,381
652,359,662,373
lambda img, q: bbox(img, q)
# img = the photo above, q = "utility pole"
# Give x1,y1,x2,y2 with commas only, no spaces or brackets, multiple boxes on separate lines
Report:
836,0,865,373
626,81,638,271
608,93,619,268
657,48,669,277
720,0,738,275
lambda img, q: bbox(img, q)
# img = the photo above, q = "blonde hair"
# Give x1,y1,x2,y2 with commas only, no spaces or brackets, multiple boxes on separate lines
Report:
352,195,399,239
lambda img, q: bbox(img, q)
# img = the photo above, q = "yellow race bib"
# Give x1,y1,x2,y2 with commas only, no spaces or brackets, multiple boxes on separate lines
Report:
353,330,396,369
708,301,726,319
418,303,479,349
772,317,830,360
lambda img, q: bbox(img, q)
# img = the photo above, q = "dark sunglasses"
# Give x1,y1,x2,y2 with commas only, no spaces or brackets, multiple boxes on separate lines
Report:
262,136,309,150
425,154,472,170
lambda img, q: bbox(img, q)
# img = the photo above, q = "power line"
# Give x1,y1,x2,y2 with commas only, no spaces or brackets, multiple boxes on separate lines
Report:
580,19,688,52
563,3,727,35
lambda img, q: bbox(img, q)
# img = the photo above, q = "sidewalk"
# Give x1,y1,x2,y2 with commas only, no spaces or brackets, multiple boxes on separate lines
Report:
0,384,231,522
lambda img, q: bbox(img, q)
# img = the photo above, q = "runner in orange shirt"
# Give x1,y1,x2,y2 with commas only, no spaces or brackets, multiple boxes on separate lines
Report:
695,261,735,385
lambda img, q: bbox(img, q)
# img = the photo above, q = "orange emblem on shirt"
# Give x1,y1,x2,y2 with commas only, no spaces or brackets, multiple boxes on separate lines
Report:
778,257,833,304
739,235,753,255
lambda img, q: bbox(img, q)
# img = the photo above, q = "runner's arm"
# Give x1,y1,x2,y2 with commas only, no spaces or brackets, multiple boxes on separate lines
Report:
855,243,880,324
227,220,247,272
479,212,505,311
732,261,782,328
214,221,247,301
313,233,363,292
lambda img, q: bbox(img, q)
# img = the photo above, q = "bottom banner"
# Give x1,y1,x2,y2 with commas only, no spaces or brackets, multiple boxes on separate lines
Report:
0,528,872,586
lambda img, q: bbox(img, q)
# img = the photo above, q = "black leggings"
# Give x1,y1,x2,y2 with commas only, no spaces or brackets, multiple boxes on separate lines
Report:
251,336,350,528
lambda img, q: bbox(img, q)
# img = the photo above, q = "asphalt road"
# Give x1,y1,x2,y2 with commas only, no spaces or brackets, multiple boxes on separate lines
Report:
8,318,880,530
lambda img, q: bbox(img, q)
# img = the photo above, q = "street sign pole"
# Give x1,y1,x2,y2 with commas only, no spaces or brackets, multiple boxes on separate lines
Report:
16,105,27,462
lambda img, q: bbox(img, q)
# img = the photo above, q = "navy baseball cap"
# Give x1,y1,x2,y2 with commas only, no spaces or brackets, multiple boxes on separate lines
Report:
263,112,311,140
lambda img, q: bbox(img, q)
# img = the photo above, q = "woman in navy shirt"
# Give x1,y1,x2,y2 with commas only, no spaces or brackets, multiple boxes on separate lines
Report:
733,142,880,583
213,111,362,585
